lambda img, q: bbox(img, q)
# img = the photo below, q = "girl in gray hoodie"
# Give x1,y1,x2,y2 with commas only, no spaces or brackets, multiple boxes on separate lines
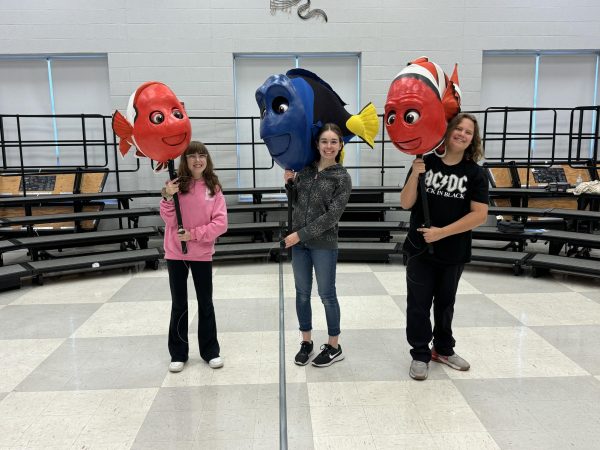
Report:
283,123,352,367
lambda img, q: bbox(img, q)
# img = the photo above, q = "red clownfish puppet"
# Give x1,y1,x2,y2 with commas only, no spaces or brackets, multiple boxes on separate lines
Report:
384,56,461,157
112,81,192,253
112,81,192,172
385,57,462,254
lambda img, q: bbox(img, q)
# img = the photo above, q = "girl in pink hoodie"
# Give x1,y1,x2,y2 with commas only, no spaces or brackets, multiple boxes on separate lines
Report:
160,141,228,373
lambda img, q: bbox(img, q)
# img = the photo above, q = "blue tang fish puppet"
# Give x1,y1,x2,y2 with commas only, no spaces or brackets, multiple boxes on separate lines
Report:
255,68,378,171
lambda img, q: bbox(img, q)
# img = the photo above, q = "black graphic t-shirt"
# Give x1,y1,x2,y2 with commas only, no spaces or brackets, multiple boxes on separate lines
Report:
403,154,489,264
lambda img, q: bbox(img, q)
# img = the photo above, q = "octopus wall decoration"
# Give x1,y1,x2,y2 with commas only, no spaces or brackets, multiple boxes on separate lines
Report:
270,0,328,22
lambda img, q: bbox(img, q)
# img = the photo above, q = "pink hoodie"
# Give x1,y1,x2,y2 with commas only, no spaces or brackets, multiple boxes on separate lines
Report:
160,179,228,261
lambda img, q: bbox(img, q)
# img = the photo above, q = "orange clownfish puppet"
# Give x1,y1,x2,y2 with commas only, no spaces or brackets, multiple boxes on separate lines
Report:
384,57,461,157
112,82,192,172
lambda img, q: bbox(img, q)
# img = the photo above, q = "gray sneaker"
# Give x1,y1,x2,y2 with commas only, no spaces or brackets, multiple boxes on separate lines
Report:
431,348,470,371
409,360,429,380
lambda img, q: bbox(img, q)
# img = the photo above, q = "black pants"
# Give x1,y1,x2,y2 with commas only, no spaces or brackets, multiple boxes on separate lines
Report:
406,254,464,363
167,259,220,363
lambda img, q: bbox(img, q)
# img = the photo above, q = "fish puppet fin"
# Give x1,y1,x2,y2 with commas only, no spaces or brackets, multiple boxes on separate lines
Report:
441,64,462,122
153,161,169,173
287,68,345,105
410,56,429,64
112,111,135,157
346,102,378,148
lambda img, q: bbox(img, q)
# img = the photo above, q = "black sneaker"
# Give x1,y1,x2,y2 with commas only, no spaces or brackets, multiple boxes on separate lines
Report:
294,340,314,366
311,344,344,367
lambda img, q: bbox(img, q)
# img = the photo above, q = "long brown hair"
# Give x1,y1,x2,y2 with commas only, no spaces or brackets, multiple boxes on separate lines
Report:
445,113,483,162
315,123,344,163
177,141,222,196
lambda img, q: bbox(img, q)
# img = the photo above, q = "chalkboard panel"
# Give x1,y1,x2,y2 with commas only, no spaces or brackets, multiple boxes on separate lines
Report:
531,167,567,184
19,175,57,192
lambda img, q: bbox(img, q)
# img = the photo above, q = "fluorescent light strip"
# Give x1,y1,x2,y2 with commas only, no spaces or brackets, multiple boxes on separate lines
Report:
591,53,599,159
531,54,540,155
46,57,60,166
232,57,242,188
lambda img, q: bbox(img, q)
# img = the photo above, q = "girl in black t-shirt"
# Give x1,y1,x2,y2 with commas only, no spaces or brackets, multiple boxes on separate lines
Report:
400,113,489,381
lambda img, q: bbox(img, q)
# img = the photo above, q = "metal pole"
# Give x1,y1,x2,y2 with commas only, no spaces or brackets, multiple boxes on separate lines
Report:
380,115,386,186
278,238,288,450
16,115,26,197
416,156,433,254
278,180,294,450
81,114,89,168
167,159,187,254
0,116,6,168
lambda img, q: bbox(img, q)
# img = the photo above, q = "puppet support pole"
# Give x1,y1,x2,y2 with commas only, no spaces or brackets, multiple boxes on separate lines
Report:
417,155,434,255
275,179,295,449
167,160,187,254
285,180,295,235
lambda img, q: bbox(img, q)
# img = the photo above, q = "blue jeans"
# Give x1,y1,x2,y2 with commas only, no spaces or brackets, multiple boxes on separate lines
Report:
292,243,341,337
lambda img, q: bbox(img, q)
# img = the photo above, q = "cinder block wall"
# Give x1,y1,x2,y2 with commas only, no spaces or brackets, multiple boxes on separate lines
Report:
1,0,599,211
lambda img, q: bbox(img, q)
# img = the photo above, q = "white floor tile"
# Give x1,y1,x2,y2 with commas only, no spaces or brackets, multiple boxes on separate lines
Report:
213,273,296,299
307,381,360,407
72,301,196,338
335,263,376,273
355,380,412,406
372,433,437,450
373,271,408,295
3,260,600,449
132,267,170,278
336,295,405,330
431,432,500,449
95,388,158,416
553,274,600,292
441,327,589,379
314,435,376,449
0,391,58,418
161,359,215,387
487,291,600,326
419,404,486,433
41,390,106,416
364,404,429,435
74,412,147,446
25,414,92,446
310,406,371,437
0,338,64,392
13,274,132,305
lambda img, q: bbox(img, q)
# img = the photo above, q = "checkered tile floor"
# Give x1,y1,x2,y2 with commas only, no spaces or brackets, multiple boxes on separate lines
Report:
1,261,600,449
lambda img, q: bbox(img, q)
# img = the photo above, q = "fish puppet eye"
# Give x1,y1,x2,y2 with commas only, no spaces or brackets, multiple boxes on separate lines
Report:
404,110,421,124
272,96,289,114
172,109,184,119
386,112,396,126
150,111,165,124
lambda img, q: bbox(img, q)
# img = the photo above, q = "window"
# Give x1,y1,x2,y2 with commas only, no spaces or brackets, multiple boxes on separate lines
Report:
481,50,599,160
0,54,111,168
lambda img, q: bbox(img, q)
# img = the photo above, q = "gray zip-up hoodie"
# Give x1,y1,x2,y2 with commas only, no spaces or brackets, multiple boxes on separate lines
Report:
291,162,352,249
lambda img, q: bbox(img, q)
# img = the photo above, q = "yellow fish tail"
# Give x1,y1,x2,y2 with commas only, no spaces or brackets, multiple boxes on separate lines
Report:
346,102,378,148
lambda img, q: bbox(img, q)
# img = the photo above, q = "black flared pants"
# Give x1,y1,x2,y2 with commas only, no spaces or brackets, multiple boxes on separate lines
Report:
167,259,220,363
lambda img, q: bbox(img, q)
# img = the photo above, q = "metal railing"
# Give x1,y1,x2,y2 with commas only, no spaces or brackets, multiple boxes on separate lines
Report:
1,106,598,192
